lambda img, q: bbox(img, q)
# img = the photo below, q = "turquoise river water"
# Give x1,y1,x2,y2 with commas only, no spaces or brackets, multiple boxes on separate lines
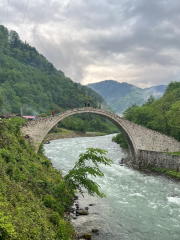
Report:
44,134,180,240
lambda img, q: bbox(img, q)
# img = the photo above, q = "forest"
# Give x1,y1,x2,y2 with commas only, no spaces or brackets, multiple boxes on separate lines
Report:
0,25,117,134
114,81,180,148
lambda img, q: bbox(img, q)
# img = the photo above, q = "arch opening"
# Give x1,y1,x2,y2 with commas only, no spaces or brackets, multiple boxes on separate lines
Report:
21,108,138,161
41,109,137,161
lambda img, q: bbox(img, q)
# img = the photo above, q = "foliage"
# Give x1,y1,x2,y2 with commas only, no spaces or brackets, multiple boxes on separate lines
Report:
164,151,180,156
146,95,155,104
122,81,180,141
165,81,180,95
0,117,75,239
0,25,117,134
112,133,128,149
55,219,74,240
148,167,180,179
65,148,113,198
122,104,139,122
88,80,166,114
58,113,119,134
112,81,180,149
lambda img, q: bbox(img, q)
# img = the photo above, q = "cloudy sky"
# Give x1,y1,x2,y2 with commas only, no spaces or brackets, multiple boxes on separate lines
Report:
0,0,180,88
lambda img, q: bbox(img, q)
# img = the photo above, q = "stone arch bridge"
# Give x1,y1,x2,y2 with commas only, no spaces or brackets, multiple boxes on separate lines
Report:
21,107,180,162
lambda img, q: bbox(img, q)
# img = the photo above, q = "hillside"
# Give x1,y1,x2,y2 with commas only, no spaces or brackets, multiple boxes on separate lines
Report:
0,25,117,133
123,81,180,141
88,80,166,115
0,25,110,115
0,117,75,239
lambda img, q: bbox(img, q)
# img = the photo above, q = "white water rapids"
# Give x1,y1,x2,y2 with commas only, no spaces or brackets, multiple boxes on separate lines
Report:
44,134,180,240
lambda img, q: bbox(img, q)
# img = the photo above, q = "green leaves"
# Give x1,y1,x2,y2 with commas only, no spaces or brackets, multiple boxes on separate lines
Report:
0,26,104,116
122,81,180,141
65,148,112,198
0,117,75,239
55,219,74,240
112,133,128,149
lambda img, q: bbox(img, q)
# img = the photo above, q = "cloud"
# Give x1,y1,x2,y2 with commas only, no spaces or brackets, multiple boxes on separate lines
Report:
0,0,180,87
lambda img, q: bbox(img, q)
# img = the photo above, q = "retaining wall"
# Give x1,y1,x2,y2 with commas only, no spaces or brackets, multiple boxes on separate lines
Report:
138,150,180,171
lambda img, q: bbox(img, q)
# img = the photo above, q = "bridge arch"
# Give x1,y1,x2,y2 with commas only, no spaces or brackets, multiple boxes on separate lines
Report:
21,108,137,158
21,107,180,163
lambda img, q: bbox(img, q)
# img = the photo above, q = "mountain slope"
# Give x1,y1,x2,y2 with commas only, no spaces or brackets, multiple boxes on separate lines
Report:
0,25,118,133
0,25,113,115
88,80,167,114
122,81,180,141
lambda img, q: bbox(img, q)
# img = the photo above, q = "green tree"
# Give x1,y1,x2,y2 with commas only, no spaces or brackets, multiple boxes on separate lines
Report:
0,88,4,111
146,95,155,104
121,80,180,141
65,148,112,197
9,30,21,48
123,103,139,121
112,133,128,149
165,81,180,95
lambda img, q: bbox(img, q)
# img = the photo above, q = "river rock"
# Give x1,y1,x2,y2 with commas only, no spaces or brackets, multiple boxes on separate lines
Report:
171,194,179,198
84,233,92,239
74,195,79,200
70,213,77,219
68,207,75,212
76,209,89,215
92,229,99,234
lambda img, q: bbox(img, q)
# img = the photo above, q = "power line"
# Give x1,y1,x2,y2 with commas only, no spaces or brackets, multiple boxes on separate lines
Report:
6,0,10,29
20,0,29,36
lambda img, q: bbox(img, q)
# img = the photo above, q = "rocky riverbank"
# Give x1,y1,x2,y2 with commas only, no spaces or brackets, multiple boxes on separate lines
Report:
44,130,110,239
68,192,110,240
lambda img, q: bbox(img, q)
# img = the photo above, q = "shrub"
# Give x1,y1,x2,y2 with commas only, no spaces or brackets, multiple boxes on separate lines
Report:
43,194,57,209
55,219,74,240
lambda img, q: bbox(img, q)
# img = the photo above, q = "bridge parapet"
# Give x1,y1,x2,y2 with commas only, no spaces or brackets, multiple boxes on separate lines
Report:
21,108,180,161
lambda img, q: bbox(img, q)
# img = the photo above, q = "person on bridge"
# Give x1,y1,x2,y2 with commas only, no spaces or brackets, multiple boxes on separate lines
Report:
52,110,55,117
87,102,90,107
85,102,87,107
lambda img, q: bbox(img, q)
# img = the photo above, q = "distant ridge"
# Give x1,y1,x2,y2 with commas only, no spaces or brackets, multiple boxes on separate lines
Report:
87,80,167,115
0,25,113,115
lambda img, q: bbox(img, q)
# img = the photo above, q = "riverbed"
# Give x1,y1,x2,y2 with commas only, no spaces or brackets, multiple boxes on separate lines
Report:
44,134,180,240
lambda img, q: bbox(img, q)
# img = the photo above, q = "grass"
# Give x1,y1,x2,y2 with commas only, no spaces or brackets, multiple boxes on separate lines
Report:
164,151,180,156
48,127,73,135
0,117,75,239
48,130,72,135
147,166,180,180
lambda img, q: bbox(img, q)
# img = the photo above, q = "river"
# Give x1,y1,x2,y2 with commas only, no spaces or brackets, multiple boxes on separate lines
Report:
44,134,180,240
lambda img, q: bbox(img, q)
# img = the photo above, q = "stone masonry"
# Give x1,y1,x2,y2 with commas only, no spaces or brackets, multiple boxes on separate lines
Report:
138,150,180,171
21,107,180,162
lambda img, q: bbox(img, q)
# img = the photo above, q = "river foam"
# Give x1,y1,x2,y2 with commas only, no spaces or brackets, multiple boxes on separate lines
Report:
44,134,180,240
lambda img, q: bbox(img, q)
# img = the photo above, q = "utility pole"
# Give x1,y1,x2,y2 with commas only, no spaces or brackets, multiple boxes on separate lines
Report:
20,107,23,117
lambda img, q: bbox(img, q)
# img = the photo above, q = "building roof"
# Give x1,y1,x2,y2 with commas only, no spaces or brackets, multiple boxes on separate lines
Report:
23,116,36,119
